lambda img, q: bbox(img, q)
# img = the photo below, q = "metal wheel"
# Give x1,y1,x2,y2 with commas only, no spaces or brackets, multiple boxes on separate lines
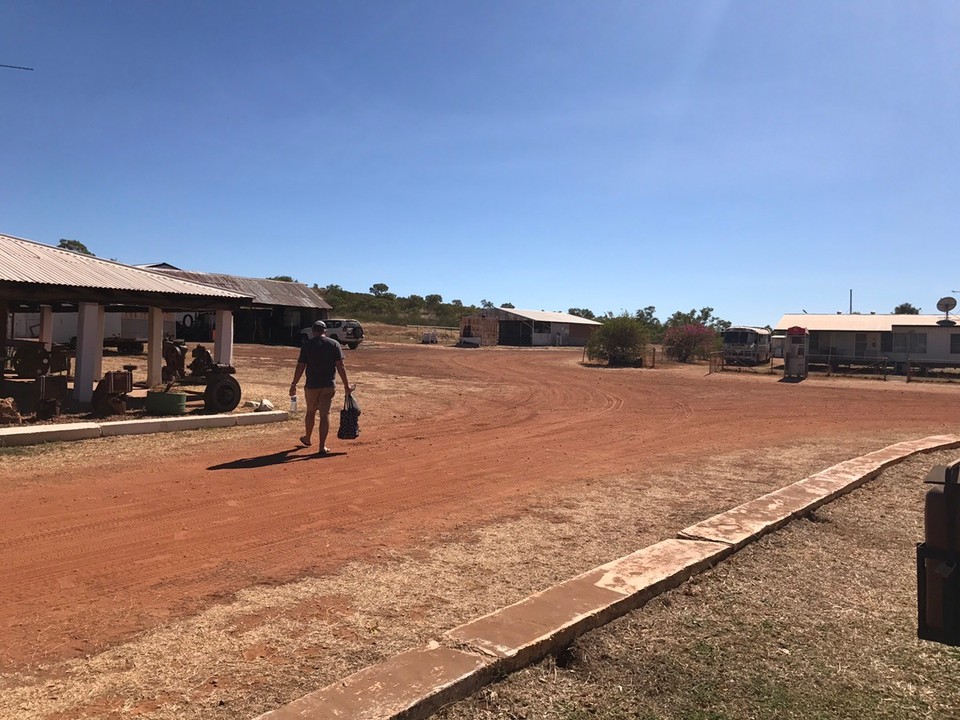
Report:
203,374,242,413
13,346,51,378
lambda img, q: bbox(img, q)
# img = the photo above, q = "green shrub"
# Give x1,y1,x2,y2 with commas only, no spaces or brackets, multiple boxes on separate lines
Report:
586,314,648,366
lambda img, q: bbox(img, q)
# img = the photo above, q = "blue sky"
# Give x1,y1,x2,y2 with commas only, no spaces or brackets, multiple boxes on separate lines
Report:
2,1,958,326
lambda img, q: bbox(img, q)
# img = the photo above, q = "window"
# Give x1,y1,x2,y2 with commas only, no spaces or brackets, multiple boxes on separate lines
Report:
809,331,829,352
880,333,892,352
952,334,960,354
533,321,551,333
894,332,926,353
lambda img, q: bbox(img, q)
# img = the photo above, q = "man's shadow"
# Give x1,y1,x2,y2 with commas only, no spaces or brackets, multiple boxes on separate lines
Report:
208,447,347,471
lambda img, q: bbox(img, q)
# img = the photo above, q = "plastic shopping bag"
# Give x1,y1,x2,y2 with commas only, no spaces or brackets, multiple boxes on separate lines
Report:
337,394,361,440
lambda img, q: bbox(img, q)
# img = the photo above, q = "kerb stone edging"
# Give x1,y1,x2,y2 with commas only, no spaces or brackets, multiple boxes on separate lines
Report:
254,434,960,720
0,410,289,446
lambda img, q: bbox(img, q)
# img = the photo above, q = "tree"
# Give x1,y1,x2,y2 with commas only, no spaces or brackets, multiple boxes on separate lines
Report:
370,283,390,297
266,275,297,282
634,306,663,342
663,323,717,362
480,299,495,309
664,307,730,333
450,299,463,308
568,307,596,320
500,302,515,309
586,314,648,366
402,294,425,313
893,302,920,314
58,238,93,255
425,294,443,308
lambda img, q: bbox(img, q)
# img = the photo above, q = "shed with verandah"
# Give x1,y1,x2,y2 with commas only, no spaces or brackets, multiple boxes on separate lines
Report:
0,233,250,403
459,308,601,347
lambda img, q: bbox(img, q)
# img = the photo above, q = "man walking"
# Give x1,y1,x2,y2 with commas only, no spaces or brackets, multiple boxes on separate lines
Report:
290,320,352,454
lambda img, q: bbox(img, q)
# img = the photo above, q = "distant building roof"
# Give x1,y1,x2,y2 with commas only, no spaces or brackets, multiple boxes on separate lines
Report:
775,313,951,333
148,267,332,310
499,308,602,326
136,262,181,270
0,233,249,308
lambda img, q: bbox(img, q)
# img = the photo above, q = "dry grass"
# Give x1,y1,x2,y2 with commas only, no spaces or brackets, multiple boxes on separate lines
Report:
0,434,932,719
439,450,960,720
362,322,459,345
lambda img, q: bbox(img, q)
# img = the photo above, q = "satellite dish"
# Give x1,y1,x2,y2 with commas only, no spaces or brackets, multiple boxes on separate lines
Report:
937,297,957,313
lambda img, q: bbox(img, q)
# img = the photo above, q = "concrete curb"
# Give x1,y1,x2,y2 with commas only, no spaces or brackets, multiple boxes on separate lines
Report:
445,539,731,674
0,422,102,447
677,435,960,547
0,410,289,446
253,434,960,720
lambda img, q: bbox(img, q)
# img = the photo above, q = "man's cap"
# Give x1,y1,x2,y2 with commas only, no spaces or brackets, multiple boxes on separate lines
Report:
313,320,326,330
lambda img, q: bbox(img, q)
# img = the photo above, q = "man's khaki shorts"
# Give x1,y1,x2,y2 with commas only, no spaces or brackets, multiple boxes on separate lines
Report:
304,387,336,417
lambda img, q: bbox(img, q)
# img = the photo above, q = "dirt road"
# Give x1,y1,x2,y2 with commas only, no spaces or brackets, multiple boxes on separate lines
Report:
1,344,956,672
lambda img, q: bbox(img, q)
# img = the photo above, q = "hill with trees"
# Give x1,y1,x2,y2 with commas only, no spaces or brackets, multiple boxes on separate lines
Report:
316,283,483,327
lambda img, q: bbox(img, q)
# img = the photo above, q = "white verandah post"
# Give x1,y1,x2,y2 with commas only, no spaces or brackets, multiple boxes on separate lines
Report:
214,309,234,366
73,302,103,403
147,307,164,387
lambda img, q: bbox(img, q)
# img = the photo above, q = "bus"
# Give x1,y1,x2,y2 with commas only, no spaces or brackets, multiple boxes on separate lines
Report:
722,326,772,365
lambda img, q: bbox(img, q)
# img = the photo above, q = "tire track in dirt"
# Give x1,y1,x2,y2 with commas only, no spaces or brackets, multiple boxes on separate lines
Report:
1,345,958,671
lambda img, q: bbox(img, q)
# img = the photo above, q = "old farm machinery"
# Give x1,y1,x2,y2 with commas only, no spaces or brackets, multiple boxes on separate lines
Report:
10,340,72,379
161,340,242,413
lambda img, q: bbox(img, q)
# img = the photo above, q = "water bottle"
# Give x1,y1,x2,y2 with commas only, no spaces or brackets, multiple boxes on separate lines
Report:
289,394,297,413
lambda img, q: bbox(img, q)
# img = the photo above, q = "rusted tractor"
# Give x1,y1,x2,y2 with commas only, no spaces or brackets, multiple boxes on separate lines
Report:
161,340,242,413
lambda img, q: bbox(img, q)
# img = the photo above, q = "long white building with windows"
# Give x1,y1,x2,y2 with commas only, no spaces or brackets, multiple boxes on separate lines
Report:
774,313,960,370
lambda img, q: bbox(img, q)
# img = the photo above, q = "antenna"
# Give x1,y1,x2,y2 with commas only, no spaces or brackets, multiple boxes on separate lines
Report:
936,296,956,326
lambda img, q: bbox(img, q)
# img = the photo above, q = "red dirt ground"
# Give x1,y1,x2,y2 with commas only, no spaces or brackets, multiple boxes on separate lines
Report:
1,343,957,673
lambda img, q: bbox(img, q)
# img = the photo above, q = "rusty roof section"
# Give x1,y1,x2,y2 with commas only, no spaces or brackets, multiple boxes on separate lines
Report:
0,233,249,299
146,268,332,310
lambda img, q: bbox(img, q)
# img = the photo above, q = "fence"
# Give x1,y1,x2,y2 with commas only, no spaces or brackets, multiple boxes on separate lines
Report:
906,361,960,383
708,351,724,374
709,351,770,374
809,354,891,380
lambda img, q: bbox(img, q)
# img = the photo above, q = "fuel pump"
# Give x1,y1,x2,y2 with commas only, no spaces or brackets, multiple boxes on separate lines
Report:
918,459,960,645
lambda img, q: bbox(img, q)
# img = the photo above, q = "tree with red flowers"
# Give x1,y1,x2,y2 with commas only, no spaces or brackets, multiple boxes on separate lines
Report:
663,323,717,362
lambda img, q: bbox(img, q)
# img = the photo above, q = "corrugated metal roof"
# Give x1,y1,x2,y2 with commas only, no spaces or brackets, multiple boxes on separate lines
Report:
0,233,248,298
775,313,951,332
149,268,332,309
500,308,602,325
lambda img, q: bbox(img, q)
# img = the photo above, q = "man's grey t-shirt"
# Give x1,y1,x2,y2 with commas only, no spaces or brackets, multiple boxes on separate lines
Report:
298,336,344,388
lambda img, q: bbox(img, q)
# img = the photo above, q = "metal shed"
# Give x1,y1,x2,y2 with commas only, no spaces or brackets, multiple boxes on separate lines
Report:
460,308,601,347
0,233,250,403
142,266,332,345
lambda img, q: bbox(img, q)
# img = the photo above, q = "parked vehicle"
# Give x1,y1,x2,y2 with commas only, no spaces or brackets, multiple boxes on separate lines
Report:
722,326,772,365
300,319,365,349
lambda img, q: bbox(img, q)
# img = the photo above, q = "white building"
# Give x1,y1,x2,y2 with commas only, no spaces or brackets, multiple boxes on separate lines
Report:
774,313,960,370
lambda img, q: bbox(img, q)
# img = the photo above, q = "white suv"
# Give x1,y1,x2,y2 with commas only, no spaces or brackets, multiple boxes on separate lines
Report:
300,319,365,349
